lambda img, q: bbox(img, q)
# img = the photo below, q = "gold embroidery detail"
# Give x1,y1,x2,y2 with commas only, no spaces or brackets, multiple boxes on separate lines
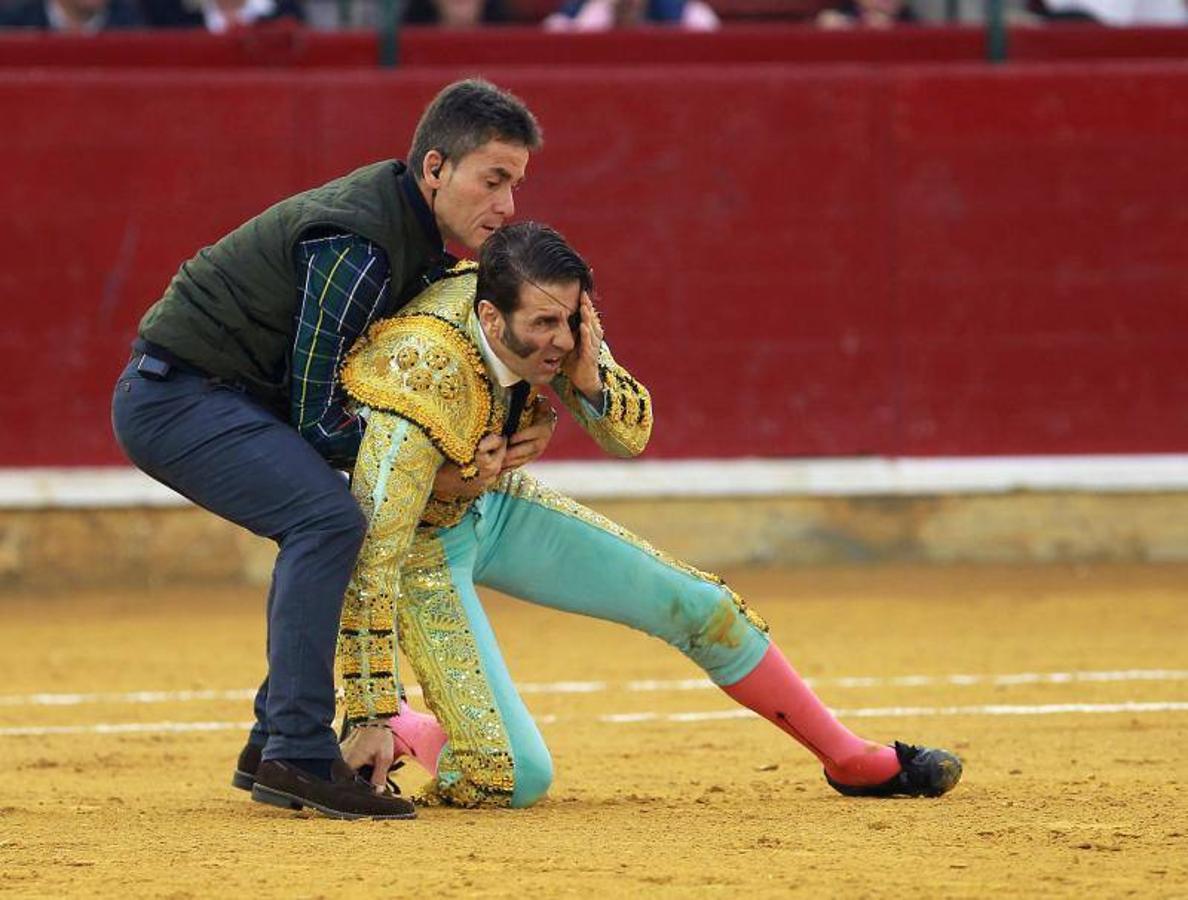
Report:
399,272,476,328
419,494,473,530
342,313,492,473
445,259,479,276
407,369,432,392
339,413,442,723
396,346,419,370
417,386,537,529
396,530,516,807
554,343,652,458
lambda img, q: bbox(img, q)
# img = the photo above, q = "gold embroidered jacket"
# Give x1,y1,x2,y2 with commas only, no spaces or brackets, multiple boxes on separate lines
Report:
336,266,652,723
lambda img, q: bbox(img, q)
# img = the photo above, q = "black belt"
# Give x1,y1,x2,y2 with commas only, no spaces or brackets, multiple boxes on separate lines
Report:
130,349,254,395
132,353,251,396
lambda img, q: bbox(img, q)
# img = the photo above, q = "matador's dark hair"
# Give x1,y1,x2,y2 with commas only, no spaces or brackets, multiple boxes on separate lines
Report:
475,222,593,315
408,79,542,181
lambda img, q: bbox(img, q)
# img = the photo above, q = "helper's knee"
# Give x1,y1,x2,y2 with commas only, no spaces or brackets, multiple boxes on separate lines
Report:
310,496,368,552
509,742,554,809
342,503,368,549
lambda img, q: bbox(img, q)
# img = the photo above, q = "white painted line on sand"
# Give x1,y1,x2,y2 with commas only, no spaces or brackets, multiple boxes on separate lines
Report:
0,689,260,707
602,701,1188,724
3,700,1188,737
518,680,608,694
2,669,1185,708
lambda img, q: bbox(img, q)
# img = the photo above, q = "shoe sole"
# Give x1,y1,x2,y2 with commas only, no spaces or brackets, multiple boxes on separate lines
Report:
231,769,255,792
250,783,417,821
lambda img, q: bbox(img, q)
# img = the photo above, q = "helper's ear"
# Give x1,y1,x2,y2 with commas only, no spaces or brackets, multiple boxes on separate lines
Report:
423,149,446,187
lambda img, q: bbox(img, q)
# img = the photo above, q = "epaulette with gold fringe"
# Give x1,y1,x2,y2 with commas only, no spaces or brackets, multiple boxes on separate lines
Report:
341,313,492,476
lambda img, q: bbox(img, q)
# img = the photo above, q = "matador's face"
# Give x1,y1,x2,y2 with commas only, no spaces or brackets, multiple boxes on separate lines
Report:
481,279,580,386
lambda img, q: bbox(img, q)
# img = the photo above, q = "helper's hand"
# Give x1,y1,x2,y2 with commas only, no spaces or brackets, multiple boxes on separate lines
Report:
432,434,508,498
503,396,558,470
561,291,604,405
340,723,395,793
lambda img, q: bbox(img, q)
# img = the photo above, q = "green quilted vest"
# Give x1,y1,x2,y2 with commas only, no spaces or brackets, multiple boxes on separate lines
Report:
137,160,437,416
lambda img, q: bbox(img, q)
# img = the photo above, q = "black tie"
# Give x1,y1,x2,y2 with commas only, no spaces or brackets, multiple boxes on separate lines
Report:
501,381,530,437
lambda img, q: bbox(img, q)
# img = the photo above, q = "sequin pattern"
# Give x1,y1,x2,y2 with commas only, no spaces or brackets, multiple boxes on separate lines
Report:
339,411,443,723
396,530,517,807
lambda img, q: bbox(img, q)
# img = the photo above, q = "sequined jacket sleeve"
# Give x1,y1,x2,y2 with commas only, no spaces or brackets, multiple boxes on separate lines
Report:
553,342,653,458
339,409,444,724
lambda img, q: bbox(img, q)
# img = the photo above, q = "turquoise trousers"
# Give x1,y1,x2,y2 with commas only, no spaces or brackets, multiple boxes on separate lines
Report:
395,471,771,808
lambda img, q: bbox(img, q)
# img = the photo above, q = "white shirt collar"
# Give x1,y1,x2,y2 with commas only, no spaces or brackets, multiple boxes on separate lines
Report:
475,319,522,389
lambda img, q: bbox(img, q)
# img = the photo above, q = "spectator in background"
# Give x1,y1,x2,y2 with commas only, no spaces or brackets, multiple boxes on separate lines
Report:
909,0,1038,22
1033,0,1186,23
544,0,720,30
403,0,507,26
0,0,142,29
139,0,303,30
816,0,916,27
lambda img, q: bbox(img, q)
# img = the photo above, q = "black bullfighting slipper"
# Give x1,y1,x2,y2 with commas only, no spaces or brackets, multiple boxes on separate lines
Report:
231,742,262,792
251,758,417,820
826,741,963,798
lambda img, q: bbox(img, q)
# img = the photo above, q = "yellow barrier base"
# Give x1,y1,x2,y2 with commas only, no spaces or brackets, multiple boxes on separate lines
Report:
3,491,1187,589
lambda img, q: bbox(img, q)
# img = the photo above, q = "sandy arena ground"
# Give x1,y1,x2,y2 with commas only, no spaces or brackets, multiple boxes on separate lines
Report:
1,563,1186,898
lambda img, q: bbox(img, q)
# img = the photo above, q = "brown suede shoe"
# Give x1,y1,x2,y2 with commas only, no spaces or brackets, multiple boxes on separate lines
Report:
251,759,417,820
231,742,262,792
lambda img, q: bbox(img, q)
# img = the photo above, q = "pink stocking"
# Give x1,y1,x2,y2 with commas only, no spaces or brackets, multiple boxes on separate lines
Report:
387,700,448,776
722,644,901,786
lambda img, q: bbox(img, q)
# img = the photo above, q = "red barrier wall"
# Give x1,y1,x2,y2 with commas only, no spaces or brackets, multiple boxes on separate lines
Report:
2,60,1186,464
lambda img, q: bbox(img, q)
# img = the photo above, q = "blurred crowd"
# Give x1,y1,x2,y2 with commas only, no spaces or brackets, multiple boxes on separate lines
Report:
0,0,1183,35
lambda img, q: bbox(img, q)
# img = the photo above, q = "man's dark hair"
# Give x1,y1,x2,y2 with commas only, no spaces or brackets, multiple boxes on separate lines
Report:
476,222,593,316
408,79,542,181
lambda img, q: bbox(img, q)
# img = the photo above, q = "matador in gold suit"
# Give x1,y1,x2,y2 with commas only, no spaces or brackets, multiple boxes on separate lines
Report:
335,223,962,808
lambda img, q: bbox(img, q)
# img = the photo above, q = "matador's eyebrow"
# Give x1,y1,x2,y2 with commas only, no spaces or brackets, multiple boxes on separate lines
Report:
522,275,578,315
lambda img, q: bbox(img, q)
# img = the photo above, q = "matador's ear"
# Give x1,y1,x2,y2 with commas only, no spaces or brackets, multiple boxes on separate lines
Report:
475,298,502,337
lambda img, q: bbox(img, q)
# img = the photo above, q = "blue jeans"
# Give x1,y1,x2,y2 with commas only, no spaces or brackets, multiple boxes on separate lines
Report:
111,359,365,761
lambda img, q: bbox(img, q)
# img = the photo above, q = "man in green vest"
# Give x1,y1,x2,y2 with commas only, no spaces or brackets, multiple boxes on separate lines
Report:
111,78,547,820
